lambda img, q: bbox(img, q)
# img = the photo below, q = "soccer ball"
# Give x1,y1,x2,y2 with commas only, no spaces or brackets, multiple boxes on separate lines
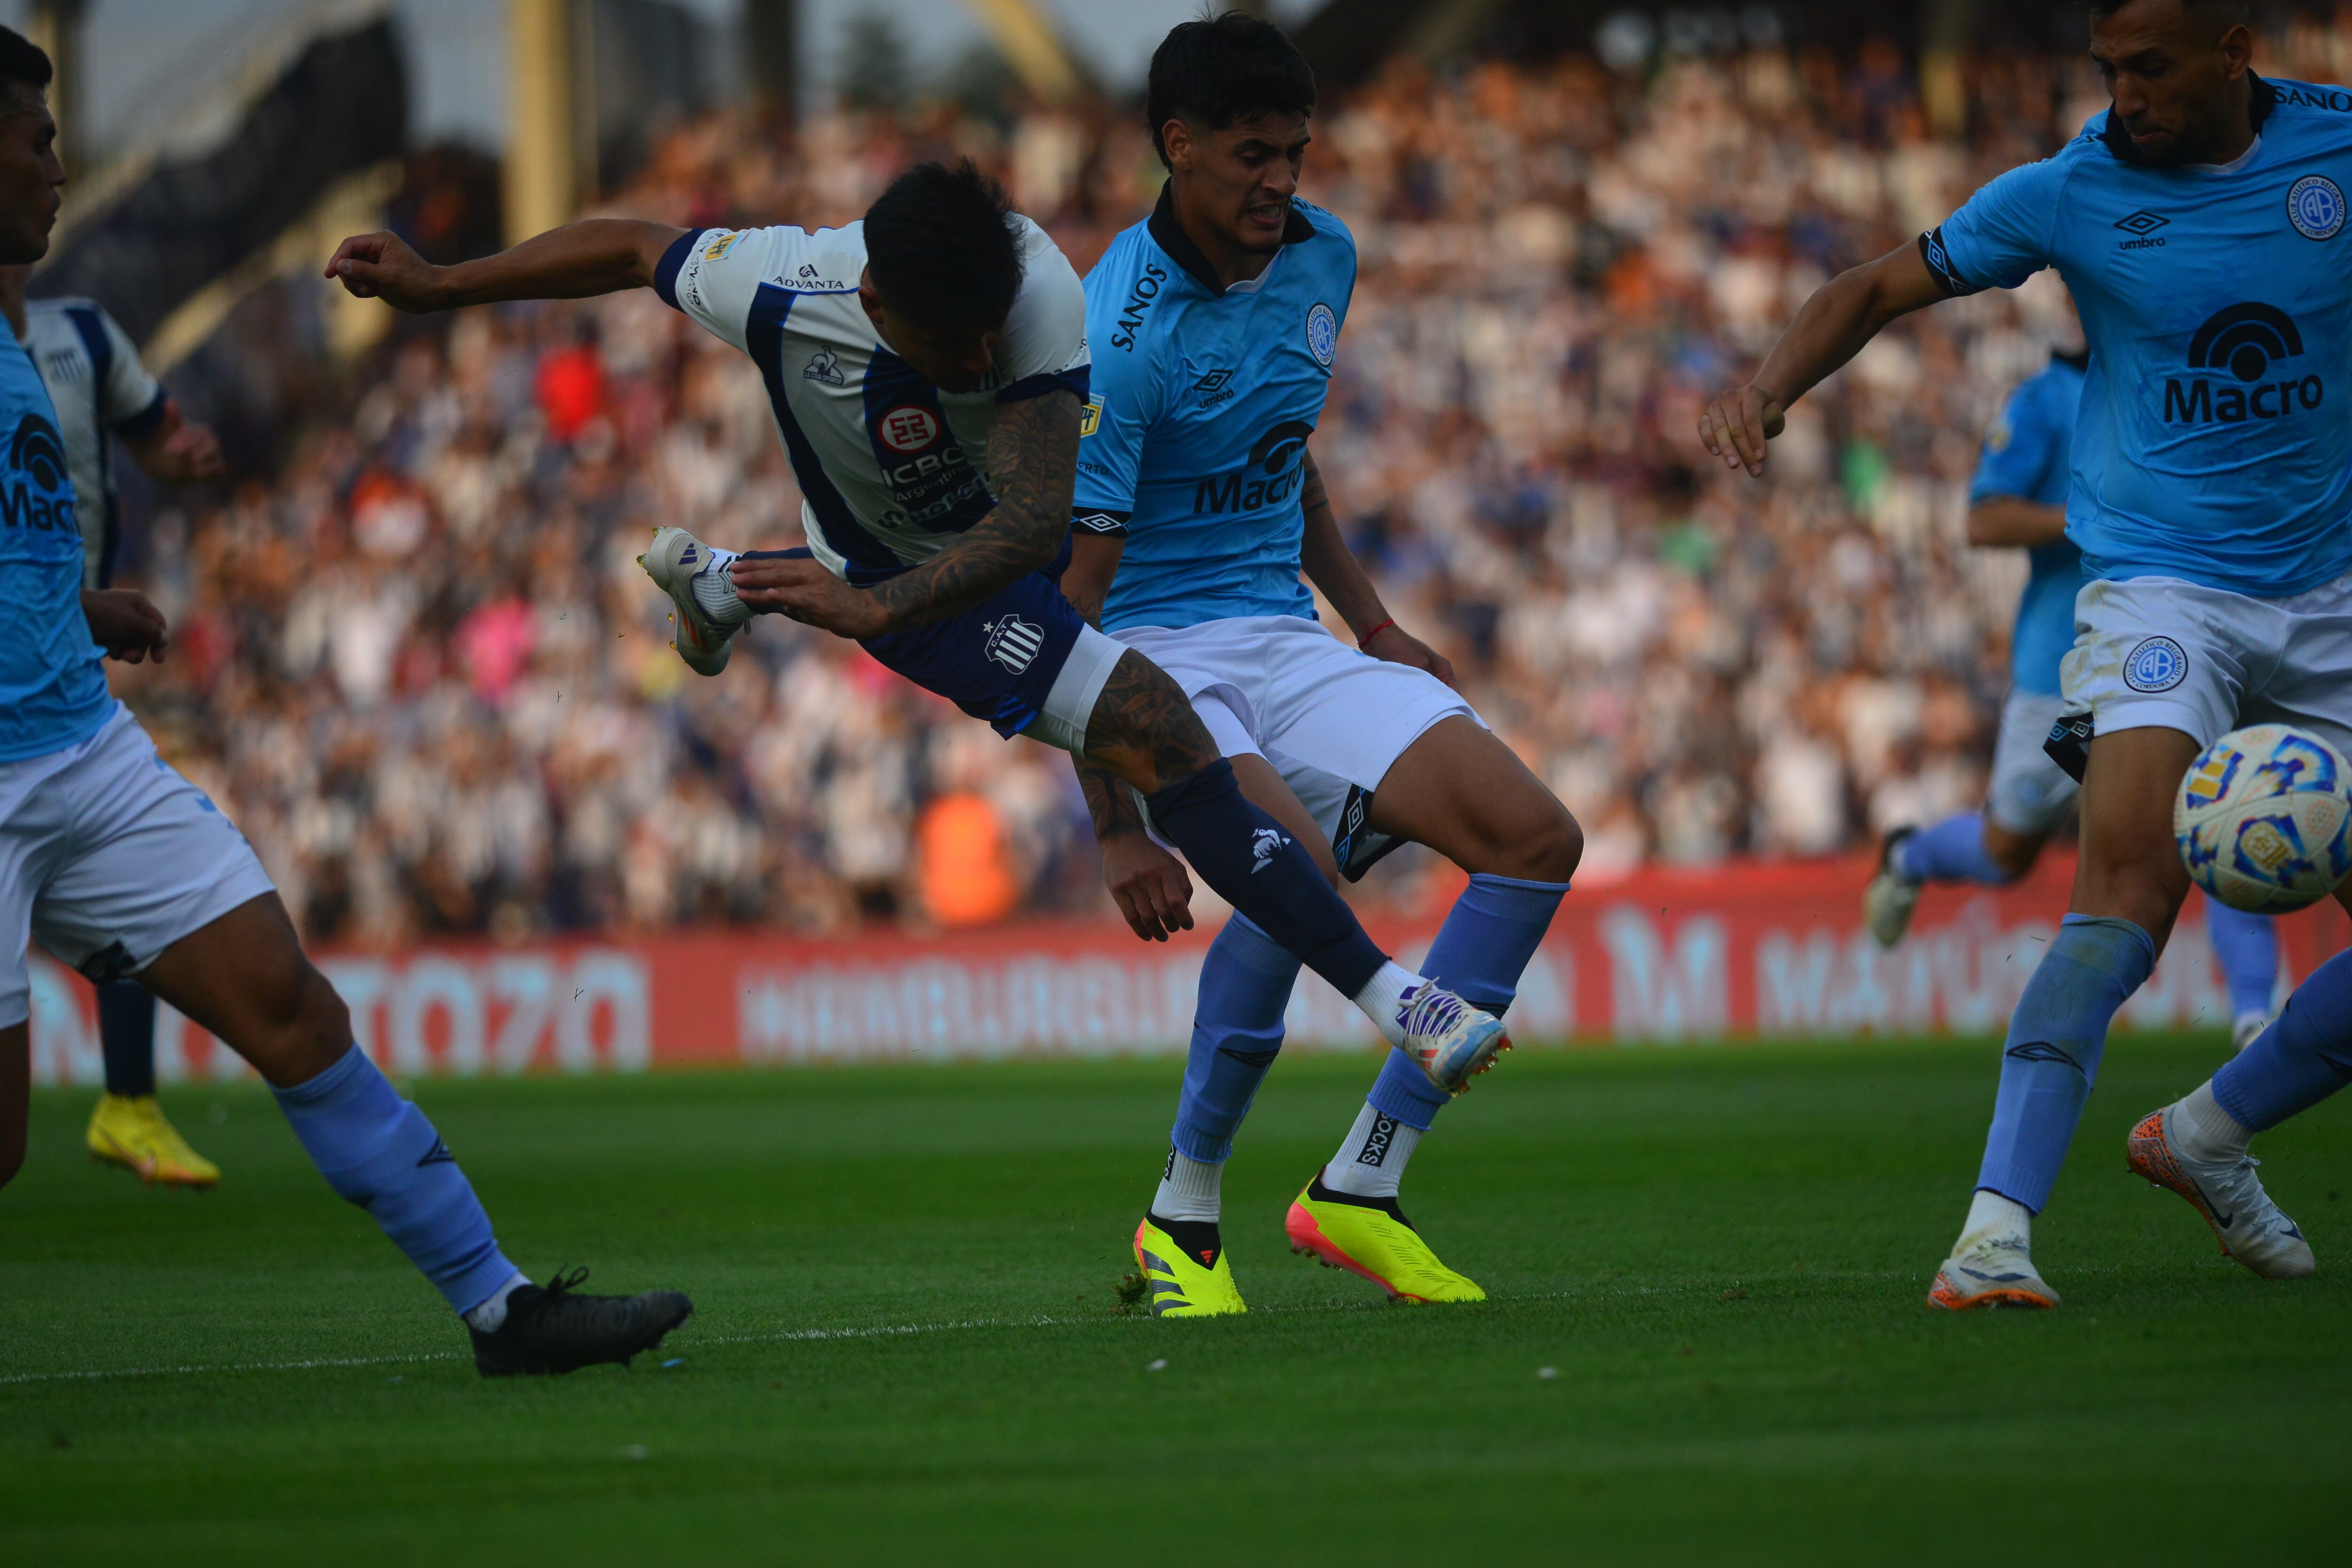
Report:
2175,724,2352,913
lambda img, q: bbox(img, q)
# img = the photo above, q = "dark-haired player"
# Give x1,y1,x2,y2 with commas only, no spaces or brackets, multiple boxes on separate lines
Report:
328,165,1514,1105
0,260,230,1186
0,26,691,1375
1700,0,2349,1306
1064,13,1582,1314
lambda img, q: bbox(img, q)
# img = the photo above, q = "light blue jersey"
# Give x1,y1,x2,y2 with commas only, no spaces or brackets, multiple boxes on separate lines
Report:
1074,188,1355,632
1971,352,2086,694
0,331,107,763
1927,75,2352,598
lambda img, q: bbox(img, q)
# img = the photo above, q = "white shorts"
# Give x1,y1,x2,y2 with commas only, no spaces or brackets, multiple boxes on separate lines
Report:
1986,687,2078,836
2062,572,2352,758
1114,615,1482,874
0,706,275,1029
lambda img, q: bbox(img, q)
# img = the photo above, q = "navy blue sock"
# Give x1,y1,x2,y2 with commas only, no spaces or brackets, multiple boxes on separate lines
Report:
1895,812,2014,884
1170,915,1300,1163
1364,872,1571,1132
273,1047,518,1315
1976,914,2155,1210
96,980,156,1098
2204,899,2279,1020
1144,759,1388,998
2213,948,2352,1131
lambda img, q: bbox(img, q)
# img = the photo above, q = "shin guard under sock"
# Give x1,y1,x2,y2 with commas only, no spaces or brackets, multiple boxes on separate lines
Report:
1170,914,1300,1163
273,1047,519,1315
1976,914,2154,1210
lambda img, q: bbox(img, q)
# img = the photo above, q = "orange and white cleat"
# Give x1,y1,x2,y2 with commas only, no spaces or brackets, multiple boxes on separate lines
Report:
2126,1106,2314,1280
1927,1234,2059,1311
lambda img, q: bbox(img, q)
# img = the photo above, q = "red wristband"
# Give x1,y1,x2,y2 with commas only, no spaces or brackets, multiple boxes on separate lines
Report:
1357,617,1396,646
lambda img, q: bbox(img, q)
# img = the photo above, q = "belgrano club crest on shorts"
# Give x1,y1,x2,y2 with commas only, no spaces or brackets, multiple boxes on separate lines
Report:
982,613,1044,674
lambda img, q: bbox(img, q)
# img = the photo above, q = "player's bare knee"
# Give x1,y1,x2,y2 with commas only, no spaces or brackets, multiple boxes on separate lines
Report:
1472,794,1582,882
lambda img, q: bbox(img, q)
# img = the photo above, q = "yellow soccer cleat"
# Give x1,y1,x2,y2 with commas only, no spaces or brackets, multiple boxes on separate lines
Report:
1285,1175,1486,1303
1132,1215,1247,1317
87,1094,221,1188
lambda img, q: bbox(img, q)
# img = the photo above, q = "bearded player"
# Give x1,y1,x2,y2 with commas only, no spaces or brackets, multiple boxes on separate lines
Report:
1701,0,2350,1307
1064,14,1581,1315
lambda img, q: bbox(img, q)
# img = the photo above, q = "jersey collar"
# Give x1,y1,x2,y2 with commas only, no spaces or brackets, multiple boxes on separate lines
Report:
2102,70,2273,167
1147,183,1315,295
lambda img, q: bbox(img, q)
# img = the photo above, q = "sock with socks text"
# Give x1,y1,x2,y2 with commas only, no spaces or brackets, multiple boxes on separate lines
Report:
1975,913,2155,1214
1152,1146,1223,1223
1320,1102,1422,1200
273,1047,521,1316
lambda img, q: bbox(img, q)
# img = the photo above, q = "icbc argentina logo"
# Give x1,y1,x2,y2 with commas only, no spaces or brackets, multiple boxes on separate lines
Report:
878,405,940,453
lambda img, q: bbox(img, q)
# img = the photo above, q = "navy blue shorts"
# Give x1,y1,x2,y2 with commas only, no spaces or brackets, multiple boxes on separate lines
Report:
750,542,1088,739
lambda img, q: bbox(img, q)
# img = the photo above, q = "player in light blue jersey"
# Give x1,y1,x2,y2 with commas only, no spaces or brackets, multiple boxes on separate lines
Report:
1067,16,1582,1313
1701,0,2347,1307
0,26,688,1374
1860,304,2279,1048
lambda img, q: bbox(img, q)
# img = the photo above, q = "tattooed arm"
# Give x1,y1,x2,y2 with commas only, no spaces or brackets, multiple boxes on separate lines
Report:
734,389,1082,638
1079,754,1196,942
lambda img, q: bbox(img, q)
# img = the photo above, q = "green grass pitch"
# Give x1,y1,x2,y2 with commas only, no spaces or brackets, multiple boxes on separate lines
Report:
4,1034,2349,1564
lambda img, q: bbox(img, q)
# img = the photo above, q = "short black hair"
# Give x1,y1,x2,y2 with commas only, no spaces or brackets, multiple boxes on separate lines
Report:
0,27,51,98
863,160,1023,334
1145,11,1316,169
2089,0,2252,28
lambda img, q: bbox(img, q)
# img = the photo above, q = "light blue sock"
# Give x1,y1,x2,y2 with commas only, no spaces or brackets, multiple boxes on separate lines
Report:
273,1047,518,1315
1170,915,1300,1163
1976,913,2155,1210
1894,812,2014,885
1365,872,1571,1132
2213,948,2352,1131
2204,900,2279,1020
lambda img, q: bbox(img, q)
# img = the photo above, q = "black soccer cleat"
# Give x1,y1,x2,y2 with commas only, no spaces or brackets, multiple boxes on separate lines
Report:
470,1267,694,1378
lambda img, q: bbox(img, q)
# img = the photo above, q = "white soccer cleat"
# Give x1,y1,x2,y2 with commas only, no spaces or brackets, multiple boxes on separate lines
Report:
2231,1011,2271,1052
1398,984,1510,1098
1863,827,1922,949
1927,1233,2060,1311
2127,1105,2316,1280
637,525,744,677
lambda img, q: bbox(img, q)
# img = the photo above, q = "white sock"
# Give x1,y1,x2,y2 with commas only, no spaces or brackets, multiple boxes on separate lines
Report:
689,546,749,625
1152,1147,1222,1222
1352,961,1424,1049
1321,1102,1422,1199
461,1270,530,1333
2169,1080,2253,1163
1956,1189,2033,1253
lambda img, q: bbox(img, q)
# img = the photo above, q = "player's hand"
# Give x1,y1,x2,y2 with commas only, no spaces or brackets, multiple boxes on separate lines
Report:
82,589,167,664
1101,829,1194,942
1361,622,1456,689
1697,383,1785,477
153,406,225,483
325,231,448,313
730,554,889,640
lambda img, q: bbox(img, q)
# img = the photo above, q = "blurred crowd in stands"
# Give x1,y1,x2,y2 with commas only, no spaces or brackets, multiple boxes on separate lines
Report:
103,16,2352,944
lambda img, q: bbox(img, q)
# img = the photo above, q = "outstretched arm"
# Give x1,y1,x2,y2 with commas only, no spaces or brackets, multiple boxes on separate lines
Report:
1698,240,1947,477
1296,449,1454,687
325,221,686,312
123,399,225,485
736,389,1082,637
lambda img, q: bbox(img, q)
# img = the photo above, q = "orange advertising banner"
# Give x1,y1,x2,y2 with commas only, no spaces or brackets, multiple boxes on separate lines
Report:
25,855,2350,1085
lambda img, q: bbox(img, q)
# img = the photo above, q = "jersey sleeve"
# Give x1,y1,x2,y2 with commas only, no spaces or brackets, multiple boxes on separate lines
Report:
1970,375,2065,505
96,308,165,438
656,226,796,353
1922,157,2066,296
993,224,1091,406
1070,287,1165,536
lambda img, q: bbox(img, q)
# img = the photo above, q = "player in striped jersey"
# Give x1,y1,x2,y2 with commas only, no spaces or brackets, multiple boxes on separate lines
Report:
0,264,226,1186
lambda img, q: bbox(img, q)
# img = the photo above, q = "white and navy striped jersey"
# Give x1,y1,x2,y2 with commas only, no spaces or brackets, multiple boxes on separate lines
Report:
654,218,1090,583
21,296,164,589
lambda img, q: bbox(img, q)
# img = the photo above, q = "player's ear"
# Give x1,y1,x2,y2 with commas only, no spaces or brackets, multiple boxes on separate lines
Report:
857,273,888,335
1162,118,1192,175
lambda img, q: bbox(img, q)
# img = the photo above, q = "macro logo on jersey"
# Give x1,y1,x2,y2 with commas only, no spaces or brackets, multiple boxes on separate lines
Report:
1109,262,1169,351
2162,303,2322,425
1191,421,1316,516
1305,304,1337,366
2123,635,2188,693
0,412,72,534
981,613,1042,674
2288,175,2346,239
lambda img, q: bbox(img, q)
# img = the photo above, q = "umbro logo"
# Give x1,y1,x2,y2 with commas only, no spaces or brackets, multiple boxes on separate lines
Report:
1192,366,1237,408
2115,210,2169,234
